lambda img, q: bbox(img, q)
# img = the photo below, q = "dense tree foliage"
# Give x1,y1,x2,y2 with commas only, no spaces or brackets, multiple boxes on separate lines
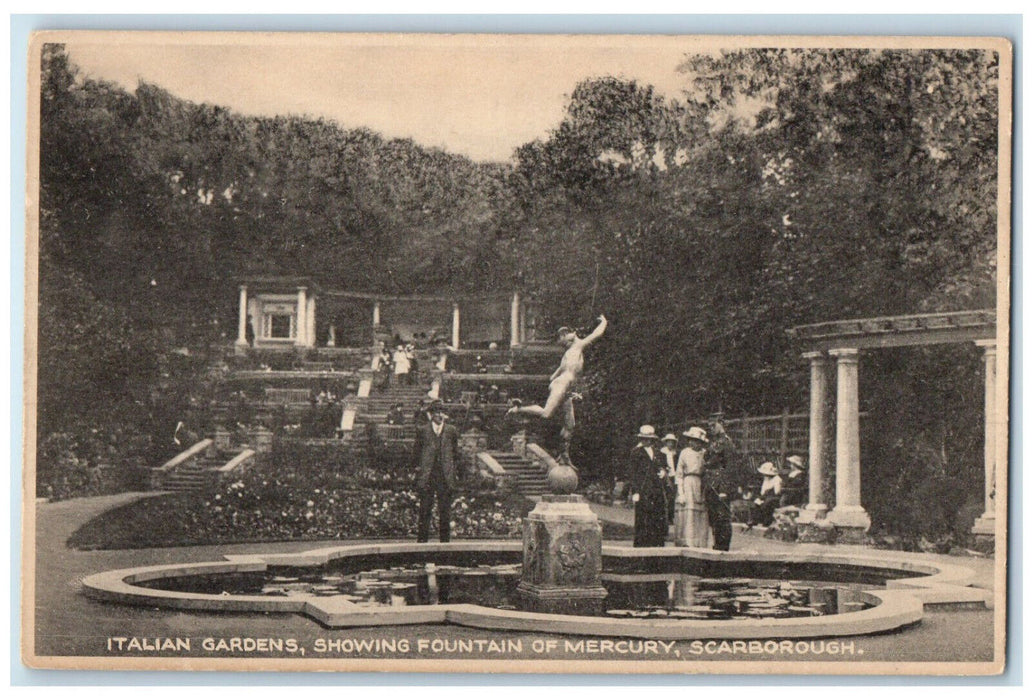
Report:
36,45,1001,543
504,52,999,541
37,43,513,476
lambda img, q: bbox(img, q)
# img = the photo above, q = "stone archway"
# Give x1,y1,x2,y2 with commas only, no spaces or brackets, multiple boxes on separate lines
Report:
787,310,999,543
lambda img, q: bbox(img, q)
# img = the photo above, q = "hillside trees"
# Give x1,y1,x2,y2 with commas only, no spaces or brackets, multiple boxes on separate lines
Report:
503,52,999,541
36,44,513,490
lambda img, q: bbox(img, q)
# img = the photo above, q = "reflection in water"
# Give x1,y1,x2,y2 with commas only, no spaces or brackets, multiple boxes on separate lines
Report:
601,574,868,620
139,563,872,620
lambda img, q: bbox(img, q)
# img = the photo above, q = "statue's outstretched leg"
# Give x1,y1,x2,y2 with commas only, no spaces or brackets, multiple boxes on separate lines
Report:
507,398,549,418
507,381,566,420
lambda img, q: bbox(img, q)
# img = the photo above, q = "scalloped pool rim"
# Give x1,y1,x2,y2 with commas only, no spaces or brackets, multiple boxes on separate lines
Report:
80,541,990,640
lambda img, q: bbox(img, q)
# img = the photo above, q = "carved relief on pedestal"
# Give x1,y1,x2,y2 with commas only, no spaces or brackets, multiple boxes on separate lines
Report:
556,536,587,585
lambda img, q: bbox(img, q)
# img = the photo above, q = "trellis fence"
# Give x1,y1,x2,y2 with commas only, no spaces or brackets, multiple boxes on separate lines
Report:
660,411,809,472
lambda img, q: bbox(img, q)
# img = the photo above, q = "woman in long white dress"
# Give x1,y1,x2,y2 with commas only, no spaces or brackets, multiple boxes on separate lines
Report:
392,345,411,385
674,427,711,547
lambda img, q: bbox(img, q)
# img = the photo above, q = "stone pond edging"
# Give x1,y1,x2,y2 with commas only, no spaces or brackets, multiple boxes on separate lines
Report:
80,541,989,640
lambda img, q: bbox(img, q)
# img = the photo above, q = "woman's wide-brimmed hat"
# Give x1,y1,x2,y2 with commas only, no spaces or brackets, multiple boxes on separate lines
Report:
636,425,658,439
682,426,709,443
661,433,679,443
758,462,780,477
786,455,806,469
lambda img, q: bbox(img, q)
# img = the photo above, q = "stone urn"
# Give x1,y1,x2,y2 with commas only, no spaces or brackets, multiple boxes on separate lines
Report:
547,463,579,494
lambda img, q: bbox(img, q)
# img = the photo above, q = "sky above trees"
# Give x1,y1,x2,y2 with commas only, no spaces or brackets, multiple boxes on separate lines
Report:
66,36,692,162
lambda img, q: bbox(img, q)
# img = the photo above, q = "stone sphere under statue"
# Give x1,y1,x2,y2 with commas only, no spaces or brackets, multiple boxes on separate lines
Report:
547,463,578,494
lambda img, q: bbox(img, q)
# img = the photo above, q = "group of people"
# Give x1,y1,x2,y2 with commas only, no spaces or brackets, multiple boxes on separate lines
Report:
626,421,736,551
741,454,808,527
312,388,341,406
388,343,419,386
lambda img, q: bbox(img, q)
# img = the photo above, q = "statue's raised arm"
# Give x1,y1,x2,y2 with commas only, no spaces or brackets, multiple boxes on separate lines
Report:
578,315,607,347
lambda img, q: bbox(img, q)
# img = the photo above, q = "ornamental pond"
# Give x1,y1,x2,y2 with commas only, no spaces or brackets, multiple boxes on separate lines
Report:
80,541,989,639
138,560,873,621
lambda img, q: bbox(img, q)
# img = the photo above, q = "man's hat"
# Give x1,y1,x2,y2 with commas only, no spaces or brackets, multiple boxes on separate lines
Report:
636,425,658,439
758,462,779,477
786,455,806,469
682,426,709,443
427,399,445,413
661,433,679,443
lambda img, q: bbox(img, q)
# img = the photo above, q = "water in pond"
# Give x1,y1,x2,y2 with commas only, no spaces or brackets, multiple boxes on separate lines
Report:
140,563,872,620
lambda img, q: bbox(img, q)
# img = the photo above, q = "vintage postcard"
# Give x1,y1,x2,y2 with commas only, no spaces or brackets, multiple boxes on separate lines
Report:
21,31,1011,674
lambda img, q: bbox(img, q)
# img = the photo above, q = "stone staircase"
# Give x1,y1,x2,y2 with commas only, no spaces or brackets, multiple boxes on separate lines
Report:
352,384,429,448
487,450,550,496
160,450,235,493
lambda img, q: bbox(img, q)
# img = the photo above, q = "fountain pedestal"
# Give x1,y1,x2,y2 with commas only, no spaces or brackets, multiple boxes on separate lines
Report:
516,495,607,615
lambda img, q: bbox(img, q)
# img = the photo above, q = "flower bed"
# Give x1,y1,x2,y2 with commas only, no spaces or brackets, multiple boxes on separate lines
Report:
68,455,532,549
270,438,416,488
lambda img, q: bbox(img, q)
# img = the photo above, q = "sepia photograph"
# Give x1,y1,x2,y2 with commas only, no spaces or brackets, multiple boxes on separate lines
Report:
20,30,1011,675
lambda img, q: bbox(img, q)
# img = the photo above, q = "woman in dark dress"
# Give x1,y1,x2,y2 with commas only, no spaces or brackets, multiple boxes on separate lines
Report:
628,425,670,547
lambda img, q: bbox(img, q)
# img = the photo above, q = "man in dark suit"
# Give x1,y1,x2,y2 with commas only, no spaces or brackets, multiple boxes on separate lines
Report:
414,402,464,542
628,425,669,547
703,419,736,551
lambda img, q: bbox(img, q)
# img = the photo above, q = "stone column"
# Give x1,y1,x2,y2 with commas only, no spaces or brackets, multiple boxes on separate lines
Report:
510,430,528,458
452,303,461,349
459,428,489,471
428,369,444,399
510,292,521,347
972,340,997,537
214,426,232,451
306,295,317,348
828,348,870,537
295,287,308,347
250,426,274,453
372,300,381,327
235,285,249,349
798,351,832,524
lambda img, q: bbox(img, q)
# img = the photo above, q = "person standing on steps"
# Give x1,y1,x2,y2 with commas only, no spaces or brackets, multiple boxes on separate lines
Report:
393,344,410,387
405,343,418,385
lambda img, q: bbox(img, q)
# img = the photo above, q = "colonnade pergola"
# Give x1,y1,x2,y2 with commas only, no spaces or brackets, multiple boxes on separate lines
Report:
234,276,319,350
233,277,529,350
337,290,527,349
787,310,1000,543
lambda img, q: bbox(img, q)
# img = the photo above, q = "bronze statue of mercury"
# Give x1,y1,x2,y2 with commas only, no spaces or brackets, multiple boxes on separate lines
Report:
508,314,607,464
